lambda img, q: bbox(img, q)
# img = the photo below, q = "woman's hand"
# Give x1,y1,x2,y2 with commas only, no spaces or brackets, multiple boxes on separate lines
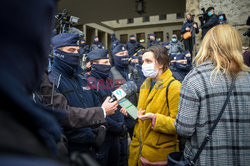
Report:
137,109,155,121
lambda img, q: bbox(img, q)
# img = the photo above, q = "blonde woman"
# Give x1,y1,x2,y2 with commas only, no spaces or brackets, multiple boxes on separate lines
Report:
175,24,250,166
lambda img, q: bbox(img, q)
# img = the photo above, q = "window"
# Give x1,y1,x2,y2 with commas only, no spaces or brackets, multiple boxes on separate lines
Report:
120,34,128,44
176,13,184,19
136,0,144,14
116,20,120,23
154,31,163,42
159,14,166,20
127,18,134,24
136,33,145,43
143,16,150,22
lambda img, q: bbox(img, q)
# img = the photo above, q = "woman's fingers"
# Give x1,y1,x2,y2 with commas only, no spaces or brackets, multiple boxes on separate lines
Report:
137,109,146,120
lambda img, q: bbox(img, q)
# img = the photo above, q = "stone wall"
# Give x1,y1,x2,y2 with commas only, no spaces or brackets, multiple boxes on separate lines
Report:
186,0,250,48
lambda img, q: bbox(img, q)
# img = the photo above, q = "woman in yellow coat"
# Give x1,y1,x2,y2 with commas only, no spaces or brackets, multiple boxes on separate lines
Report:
123,46,181,166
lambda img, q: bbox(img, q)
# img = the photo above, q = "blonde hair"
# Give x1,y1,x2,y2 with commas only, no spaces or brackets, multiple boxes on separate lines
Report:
195,24,250,81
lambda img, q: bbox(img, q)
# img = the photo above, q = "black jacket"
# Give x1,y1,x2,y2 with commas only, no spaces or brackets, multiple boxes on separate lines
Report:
201,14,219,38
126,40,142,57
181,21,199,37
0,0,64,165
147,40,160,48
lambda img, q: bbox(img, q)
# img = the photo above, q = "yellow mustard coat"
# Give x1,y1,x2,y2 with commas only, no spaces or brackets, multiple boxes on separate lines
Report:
128,69,181,166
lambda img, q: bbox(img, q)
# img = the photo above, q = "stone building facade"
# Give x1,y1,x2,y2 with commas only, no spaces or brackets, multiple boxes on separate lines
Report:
186,0,250,47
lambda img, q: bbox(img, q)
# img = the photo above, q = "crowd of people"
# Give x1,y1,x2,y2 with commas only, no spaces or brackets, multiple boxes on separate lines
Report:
0,1,250,166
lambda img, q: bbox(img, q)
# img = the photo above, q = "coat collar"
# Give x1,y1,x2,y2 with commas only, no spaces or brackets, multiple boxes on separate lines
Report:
138,69,173,110
52,57,77,76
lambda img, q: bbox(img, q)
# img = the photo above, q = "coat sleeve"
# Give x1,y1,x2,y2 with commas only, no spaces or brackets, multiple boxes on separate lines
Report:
201,15,218,29
194,22,199,34
41,73,106,129
65,128,95,144
152,81,181,135
105,110,124,134
175,75,200,137
181,23,187,34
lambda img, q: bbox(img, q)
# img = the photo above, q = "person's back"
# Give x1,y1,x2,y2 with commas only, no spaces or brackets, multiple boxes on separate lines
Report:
0,0,64,165
175,24,250,166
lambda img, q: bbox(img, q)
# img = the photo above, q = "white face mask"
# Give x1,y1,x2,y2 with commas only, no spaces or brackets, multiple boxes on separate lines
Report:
142,63,158,78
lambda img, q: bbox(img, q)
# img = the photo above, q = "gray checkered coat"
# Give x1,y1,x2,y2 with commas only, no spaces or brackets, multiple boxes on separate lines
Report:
175,60,250,166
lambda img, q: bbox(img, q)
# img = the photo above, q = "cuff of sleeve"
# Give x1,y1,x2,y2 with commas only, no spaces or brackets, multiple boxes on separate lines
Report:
151,114,157,129
101,107,106,118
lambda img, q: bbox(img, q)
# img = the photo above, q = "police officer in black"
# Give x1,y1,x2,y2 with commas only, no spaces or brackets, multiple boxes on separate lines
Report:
130,46,146,89
169,50,192,82
87,49,126,166
111,44,139,91
110,34,121,53
111,44,140,165
49,33,106,156
126,34,143,57
147,33,160,48
90,36,104,51
79,39,90,68
110,34,121,66
201,7,219,38
80,39,90,55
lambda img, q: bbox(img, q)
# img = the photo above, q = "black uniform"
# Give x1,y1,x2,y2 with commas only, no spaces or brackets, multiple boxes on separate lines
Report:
126,39,142,57
201,14,219,38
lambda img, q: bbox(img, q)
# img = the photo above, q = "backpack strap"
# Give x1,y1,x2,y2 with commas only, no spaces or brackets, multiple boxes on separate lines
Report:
189,79,235,165
110,67,127,89
166,79,175,109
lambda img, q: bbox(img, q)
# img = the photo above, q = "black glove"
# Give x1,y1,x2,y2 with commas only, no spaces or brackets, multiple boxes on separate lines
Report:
92,126,107,148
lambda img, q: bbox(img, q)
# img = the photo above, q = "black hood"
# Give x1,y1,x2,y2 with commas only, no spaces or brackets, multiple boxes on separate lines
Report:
0,0,57,94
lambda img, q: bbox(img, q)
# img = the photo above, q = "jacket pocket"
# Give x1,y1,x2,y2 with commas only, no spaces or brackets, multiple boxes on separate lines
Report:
156,134,176,147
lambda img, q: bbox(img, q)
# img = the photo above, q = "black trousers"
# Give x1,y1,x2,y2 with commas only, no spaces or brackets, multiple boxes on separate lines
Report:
183,37,195,56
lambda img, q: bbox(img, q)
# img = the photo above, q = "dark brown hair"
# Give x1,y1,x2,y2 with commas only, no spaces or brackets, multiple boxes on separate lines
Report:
142,46,170,72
